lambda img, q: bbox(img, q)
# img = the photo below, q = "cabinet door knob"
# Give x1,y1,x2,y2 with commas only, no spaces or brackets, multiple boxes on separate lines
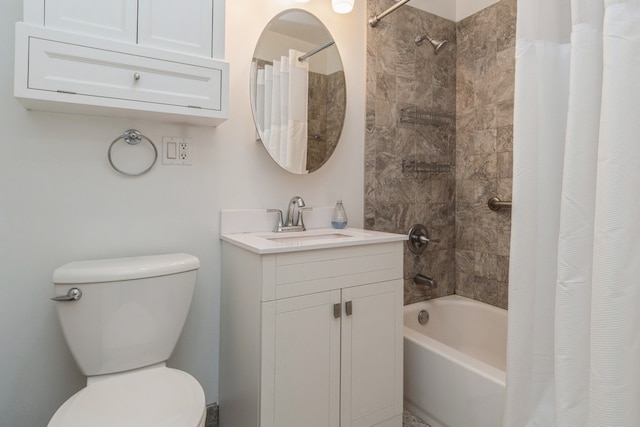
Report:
345,301,353,316
333,303,341,318
134,72,141,81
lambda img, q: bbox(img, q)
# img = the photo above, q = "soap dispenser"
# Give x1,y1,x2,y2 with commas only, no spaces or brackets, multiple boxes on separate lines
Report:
331,200,348,229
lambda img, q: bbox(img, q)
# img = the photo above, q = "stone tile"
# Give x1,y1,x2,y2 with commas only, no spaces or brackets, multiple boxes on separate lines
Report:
496,224,512,256
455,223,475,251
474,104,497,130
473,128,497,155
497,151,513,179
496,100,514,127
376,72,397,102
467,153,498,181
403,409,431,427
455,271,475,298
404,277,434,305
375,99,398,127
474,226,499,253
374,202,412,233
496,0,517,51
456,61,476,115
396,36,417,81
496,125,513,152
474,276,500,306
456,5,497,63
456,249,476,274
497,178,513,201
495,46,516,103
473,54,499,108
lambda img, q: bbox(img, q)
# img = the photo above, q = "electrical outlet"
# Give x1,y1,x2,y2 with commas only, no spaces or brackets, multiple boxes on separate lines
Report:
162,137,192,165
178,141,191,164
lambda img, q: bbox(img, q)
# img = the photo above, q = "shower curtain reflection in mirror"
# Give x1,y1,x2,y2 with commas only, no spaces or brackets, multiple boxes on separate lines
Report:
252,49,309,174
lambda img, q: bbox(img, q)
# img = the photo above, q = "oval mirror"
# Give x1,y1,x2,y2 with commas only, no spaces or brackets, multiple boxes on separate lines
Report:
250,10,346,174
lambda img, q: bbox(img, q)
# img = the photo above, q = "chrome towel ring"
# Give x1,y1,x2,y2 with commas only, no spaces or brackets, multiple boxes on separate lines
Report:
108,129,158,176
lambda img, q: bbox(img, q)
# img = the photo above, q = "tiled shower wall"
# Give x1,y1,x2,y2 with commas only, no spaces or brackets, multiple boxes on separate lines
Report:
454,0,515,309
365,0,516,308
365,0,457,305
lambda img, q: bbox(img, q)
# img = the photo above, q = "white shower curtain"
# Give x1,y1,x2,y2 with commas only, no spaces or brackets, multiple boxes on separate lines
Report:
505,0,640,426
255,49,309,174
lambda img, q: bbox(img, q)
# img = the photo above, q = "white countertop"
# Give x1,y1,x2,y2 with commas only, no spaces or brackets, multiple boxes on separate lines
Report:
221,227,407,254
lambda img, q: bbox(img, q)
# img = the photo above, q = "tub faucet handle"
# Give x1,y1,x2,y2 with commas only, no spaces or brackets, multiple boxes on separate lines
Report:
408,224,438,254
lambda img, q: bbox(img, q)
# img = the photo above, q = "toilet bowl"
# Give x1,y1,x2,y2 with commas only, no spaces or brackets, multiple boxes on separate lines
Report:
48,253,205,427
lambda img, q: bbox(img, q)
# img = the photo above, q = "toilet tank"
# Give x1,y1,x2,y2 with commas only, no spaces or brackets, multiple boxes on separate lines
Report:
52,253,200,377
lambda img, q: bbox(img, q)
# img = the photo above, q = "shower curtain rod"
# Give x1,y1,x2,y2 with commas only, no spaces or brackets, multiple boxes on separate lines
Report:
368,0,411,27
298,40,335,62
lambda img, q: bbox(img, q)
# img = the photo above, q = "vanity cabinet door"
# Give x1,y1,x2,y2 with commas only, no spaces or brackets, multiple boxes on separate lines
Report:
341,280,403,427
44,0,138,42
137,0,213,57
261,290,342,427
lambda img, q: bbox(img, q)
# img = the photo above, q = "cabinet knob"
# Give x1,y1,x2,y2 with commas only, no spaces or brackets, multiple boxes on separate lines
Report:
134,72,141,81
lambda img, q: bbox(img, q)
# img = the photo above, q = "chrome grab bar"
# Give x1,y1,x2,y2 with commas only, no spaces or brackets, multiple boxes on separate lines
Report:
488,197,512,211
51,288,82,302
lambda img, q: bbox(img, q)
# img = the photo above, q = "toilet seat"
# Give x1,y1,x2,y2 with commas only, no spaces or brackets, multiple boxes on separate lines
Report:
48,367,205,427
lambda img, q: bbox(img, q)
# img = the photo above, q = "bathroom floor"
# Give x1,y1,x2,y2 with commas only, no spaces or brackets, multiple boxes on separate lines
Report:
403,409,431,427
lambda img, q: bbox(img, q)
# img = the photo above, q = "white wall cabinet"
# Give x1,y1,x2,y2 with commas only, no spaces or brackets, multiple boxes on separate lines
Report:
15,0,228,126
220,241,404,427
42,0,222,58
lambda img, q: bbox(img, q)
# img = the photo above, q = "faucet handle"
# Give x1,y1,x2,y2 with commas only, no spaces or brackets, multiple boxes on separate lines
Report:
267,209,283,232
296,207,313,231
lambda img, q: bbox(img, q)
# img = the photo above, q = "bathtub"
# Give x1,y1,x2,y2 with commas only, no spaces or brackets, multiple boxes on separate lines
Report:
403,295,507,427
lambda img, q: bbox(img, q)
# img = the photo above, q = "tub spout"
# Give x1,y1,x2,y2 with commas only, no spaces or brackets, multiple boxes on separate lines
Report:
414,274,437,289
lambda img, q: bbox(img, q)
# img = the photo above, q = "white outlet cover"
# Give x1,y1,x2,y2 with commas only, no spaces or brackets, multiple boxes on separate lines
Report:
162,136,192,165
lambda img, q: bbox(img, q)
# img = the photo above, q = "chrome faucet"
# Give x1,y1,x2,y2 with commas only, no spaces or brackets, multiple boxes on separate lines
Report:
267,196,312,232
286,196,306,227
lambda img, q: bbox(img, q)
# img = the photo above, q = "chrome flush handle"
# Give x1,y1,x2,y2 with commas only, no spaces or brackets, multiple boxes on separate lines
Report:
51,288,82,302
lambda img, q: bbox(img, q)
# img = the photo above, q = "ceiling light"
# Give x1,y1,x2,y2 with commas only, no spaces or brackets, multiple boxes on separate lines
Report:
332,0,354,14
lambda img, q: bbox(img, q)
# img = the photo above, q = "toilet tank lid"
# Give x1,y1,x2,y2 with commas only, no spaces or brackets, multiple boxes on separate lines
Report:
53,253,200,284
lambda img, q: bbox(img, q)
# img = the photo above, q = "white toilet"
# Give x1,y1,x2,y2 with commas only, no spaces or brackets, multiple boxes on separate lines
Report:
48,253,206,427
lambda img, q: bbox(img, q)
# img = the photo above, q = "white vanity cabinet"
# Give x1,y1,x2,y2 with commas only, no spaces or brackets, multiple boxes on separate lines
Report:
15,0,228,126
220,237,404,427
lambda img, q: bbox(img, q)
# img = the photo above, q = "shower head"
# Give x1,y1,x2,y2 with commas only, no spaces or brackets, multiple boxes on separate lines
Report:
415,34,449,54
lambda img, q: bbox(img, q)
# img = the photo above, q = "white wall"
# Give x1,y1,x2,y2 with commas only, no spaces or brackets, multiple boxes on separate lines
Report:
405,0,499,21
0,0,365,425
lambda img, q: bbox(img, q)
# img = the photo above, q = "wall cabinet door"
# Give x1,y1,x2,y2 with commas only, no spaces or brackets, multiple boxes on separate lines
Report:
44,0,138,42
138,0,213,57
37,0,219,58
